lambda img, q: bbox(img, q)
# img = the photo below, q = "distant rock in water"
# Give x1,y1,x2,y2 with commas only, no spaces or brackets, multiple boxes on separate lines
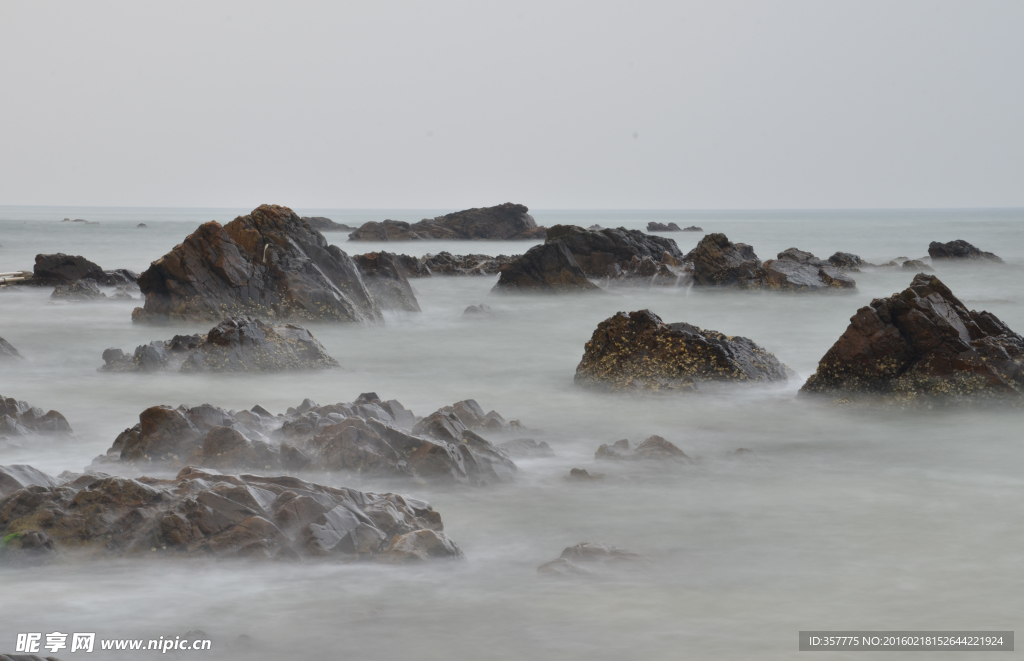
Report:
348,203,546,241
685,233,763,287
828,252,866,271
30,253,137,286
96,393,521,486
0,337,23,361
538,542,645,576
421,252,514,275
0,465,461,563
132,204,383,324
647,222,682,232
545,224,685,277
801,274,1024,403
51,280,106,300
61,218,98,224
300,216,355,232
901,259,930,271
463,304,492,315
575,309,789,391
0,395,73,439
595,436,689,462
758,248,856,291
101,316,339,373
352,252,421,312
682,225,703,232
492,241,599,293
685,236,856,291
928,240,1003,263
137,223,148,228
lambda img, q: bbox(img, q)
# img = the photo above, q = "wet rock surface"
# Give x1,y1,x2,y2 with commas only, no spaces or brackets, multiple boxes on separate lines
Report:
352,252,421,312
545,224,686,279
685,233,763,287
0,396,73,440
801,274,1024,403
758,248,857,291
28,253,137,287
96,394,520,485
575,309,789,391
928,240,1003,263
828,252,866,271
348,203,546,241
687,236,855,290
595,436,689,462
101,316,339,373
492,241,599,293
300,216,355,232
0,337,22,360
0,464,64,497
132,204,383,324
0,465,461,563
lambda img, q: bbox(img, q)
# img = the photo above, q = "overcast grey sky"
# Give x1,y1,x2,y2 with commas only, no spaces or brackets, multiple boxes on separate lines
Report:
1,1,1022,209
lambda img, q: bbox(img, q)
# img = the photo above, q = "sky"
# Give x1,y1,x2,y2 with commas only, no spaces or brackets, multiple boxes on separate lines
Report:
1,1,1022,210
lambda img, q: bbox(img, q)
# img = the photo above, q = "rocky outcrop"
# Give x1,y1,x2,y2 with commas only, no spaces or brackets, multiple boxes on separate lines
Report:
0,464,63,497
300,216,355,232
538,542,645,576
545,225,685,278
685,233,762,286
348,203,546,241
29,253,137,286
928,240,1002,263
757,248,856,291
647,222,682,232
575,310,789,391
801,274,1024,403
352,252,421,312
0,396,73,439
132,205,383,324
0,337,22,361
492,241,599,293
96,394,520,486
0,465,461,563
595,436,689,461
101,317,339,373
51,280,106,300
828,252,866,271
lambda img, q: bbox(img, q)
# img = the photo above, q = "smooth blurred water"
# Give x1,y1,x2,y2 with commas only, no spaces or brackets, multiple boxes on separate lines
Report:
0,206,1022,660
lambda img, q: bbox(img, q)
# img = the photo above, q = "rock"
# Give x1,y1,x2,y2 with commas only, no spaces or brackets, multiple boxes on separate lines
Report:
587,224,604,231
828,252,865,271
0,337,23,361
111,285,137,300
801,274,1024,403
538,542,645,575
101,316,339,373
595,436,689,461
687,239,855,291
62,217,98,224
349,203,546,241
682,226,703,232
647,222,682,232
352,252,421,312
575,309,789,391
928,240,1003,263
758,248,857,291
30,253,137,286
567,468,604,481
133,204,383,324
544,224,686,278
0,396,73,439
300,216,355,232
685,233,762,287
498,438,554,458
901,259,930,271
0,464,63,497
96,395,520,486
0,465,459,563
51,280,106,300
492,241,599,293
537,557,595,575
421,252,515,275
137,223,148,228
463,304,492,315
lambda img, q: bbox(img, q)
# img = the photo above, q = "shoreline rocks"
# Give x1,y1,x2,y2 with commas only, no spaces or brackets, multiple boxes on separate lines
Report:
0,396,73,440
801,274,1024,403
348,203,546,241
574,310,789,391
101,316,340,373
928,240,1003,263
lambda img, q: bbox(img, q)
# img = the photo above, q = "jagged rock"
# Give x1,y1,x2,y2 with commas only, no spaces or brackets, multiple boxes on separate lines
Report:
595,436,689,461
544,225,685,277
96,395,519,486
688,238,855,290
132,205,383,324
300,216,355,232
758,248,856,291
0,464,63,497
0,337,22,360
801,274,1024,402
348,203,546,241
498,438,554,458
463,304,492,315
352,252,421,312
492,241,599,292
682,226,703,232
647,222,682,232
0,465,460,563
421,252,514,275
828,252,865,271
30,253,137,286
51,280,106,300
101,316,339,373
538,542,645,575
686,233,762,287
928,240,1003,263
575,309,789,391
0,396,73,439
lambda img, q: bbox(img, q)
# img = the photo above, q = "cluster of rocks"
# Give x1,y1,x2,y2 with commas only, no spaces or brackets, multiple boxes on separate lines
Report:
347,203,546,241
801,274,1023,403
0,396,73,441
574,309,789,391
131,204,405,324
0,464,461,563
101,316,339,373
538,542,646,576
96,394,525,486
300,216,356,232
646,222,702,232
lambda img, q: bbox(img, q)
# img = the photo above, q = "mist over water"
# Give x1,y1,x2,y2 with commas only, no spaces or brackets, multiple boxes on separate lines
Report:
1,207,1022,660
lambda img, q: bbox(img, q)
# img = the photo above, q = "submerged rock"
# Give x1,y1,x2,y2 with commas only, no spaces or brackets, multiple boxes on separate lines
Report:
101,316,339,373
0,465,460,562
97,394,520,486
29,253,138,286
647,222,682,232
352,252,421,312
801,274,1024,403
595,436,689,462
575,309,789,391
0,396,73,439
928,240,1003,263
300,216,355,232
538,542,645,576
51,280,107,300
492,241,599,293
463,304,492,315
0,337,22,361
498,438,554,458
132,204,383,324
348,203,546,241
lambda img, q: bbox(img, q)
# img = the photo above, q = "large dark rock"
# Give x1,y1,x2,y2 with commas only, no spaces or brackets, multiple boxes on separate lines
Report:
30,253,137,286
545,225,686,278
685,233,763,287
0,465,460,562
96,394,520,486
647,222,682,232
687,237,856,291
828,252,866,271
300,216,355,232
757,248,856,291
492,241,599,293
133,205,382,324
352,252,421,312
101,316,339,373
0,337,22,361
0,396,73,439
348,203,546,241
801,274,1024,402
928,240,1003,263
575,310,789,391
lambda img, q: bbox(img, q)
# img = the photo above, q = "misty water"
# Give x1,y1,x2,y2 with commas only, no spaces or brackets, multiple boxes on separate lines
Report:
1,207,1022,660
